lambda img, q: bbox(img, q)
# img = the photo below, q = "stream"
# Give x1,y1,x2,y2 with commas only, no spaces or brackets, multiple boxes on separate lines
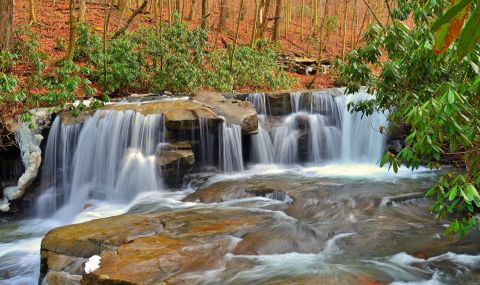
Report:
0,90,479,284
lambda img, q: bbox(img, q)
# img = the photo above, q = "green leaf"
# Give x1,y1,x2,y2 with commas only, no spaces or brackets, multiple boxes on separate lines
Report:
453,220,460,232
457,3,480,59
433,0,471,55
448,90,455,104
432,0,471,31
449,186,458,201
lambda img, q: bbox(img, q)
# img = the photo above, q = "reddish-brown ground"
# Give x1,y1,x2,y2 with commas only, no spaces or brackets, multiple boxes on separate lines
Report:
11,0,388,94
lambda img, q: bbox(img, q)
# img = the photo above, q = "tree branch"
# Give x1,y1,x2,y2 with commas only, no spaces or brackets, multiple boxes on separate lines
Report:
361,0,384,28
111,0,147,40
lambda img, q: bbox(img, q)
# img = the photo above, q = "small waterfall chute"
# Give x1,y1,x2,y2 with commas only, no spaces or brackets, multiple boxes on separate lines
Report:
219,121,244,172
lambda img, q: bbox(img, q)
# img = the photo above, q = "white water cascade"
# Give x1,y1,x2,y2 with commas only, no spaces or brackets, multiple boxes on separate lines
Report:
219,122,244,172
247,94,275,164
36,110,165,221
247,89,388,165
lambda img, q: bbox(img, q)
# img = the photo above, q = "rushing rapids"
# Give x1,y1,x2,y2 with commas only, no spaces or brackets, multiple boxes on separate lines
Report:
0,89,479,285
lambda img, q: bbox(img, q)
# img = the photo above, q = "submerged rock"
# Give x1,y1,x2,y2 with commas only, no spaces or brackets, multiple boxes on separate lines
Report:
157,143,195,188
40,207,296,284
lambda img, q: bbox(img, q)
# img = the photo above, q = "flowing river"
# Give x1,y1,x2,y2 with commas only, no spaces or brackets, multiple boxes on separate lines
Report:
0,90,479,284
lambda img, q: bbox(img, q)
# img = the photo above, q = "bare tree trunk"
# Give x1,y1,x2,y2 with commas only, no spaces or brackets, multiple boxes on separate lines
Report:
201,0,208,29
217,0,228,31
153,0,160,34
300,0,305,39
28,0,37,24
271,0,282,41
168,0,173,24
103,0,111,93
230,0,245,70
342,0,348,60
65,0,77,61
79,0,87,23
251,0,259,45
258,0,270,38
0,0,13,52
188,0,196,20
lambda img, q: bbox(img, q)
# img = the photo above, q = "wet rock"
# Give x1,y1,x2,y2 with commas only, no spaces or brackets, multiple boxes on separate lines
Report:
157,144,195,188
233,222,325,255
61,100,222,131
265,91,292,116
194,92,258,134
40,207,295,285
184,179,296,203
45,271,82,285
387,139,403,155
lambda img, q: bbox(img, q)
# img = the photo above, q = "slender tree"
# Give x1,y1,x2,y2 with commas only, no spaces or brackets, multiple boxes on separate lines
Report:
28,0,37,25
188,0,196,20
251,0,259,45
342,0,349,60
65,0,77,61
300,0,305,39
78,0,87,23
218,0,228,31
0,0,13,52
230,0,245,70
272,0,282,41
201,0,208,29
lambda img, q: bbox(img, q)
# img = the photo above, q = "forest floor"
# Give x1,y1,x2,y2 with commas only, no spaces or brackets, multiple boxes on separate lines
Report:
11,0,363,95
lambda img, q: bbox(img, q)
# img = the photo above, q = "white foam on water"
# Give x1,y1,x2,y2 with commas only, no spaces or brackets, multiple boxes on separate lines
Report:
84,255,101,274
389,252,425,266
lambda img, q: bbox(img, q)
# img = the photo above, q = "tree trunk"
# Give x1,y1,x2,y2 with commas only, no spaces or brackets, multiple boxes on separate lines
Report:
217,0,228,31
258,0,270,38
0,0,13,52
175,0,181,14
271,0,282,41
201,0,208,29
79,0,87,23
251,0,259,45
342,0,348,60
168,0,173,24
65,0,77,61
230,0,244,70
28,0,36,24
300,0,305,39
188,0,196,20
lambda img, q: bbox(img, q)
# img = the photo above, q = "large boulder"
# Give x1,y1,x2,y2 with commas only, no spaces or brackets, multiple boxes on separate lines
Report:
61,99,222,131
194,92,258,134
40,207,296,285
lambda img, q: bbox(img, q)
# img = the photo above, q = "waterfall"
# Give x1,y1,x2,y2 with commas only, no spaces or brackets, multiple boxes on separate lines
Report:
273,114,299,164
247,93,274,164
198,118,215,166
37,110,165,220
339,93,388,162
290,91,304,113
246,89,388,165
247,93,269,115
219,122,244,172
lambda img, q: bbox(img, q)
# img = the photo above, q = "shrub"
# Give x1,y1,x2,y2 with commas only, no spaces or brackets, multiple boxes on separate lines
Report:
207,43,296,92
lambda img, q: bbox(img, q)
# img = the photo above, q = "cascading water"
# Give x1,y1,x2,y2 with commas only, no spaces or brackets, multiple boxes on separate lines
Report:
219,122,244,172
37,110,165,221
247,89,388,165
198,118,215,166
247,93,274,164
